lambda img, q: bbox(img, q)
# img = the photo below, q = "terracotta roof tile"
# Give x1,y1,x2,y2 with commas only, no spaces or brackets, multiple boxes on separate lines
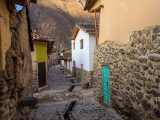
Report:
32,33,54,42
76,23,96,33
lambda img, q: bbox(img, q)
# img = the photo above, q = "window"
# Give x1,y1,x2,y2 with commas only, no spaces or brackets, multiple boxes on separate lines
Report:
80,39,83,49
73,42,75,50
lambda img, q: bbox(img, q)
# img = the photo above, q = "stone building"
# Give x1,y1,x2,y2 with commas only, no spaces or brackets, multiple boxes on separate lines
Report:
0,0,37,119
31,32,54,92
84,0,160,119
71,23,96,87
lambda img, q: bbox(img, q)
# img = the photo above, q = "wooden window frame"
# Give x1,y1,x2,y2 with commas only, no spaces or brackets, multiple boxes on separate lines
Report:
73,42,75,50
80,39,83,49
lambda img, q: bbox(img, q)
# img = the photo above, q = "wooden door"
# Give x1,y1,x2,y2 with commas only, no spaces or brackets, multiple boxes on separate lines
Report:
73,61,76,74
102,66,111,106
38,62,46,87
81,64,83,81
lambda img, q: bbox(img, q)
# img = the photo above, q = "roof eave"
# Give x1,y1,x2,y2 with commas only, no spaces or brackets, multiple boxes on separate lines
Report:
71,26,79,40
84,0,97,11
84,0,90,11
6,0,37,6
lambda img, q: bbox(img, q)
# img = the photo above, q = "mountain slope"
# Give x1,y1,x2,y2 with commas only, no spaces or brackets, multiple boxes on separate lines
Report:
28,0,94,49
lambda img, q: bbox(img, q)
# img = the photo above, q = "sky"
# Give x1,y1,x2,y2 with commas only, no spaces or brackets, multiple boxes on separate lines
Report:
16,5,23,12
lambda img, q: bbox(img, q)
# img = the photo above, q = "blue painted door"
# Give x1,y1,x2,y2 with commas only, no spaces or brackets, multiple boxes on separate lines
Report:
102,66,111,106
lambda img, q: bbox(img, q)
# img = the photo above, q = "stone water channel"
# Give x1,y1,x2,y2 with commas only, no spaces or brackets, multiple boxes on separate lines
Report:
29,65,131,120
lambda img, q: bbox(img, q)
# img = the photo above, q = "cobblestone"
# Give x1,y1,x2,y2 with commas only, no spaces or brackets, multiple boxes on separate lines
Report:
29,65,130,120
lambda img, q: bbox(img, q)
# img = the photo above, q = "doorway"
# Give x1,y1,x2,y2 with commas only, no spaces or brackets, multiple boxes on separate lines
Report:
38,62,46,87
73,61,76,76
102,66,111,106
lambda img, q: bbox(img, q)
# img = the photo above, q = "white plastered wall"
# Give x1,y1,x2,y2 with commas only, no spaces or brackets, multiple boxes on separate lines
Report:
61,60,64,66
67,61,69,70
72,29,95,71
89,34,96,71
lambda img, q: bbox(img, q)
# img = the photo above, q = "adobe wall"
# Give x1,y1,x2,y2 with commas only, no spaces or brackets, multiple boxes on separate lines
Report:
0,8,33,119
93,26,160,120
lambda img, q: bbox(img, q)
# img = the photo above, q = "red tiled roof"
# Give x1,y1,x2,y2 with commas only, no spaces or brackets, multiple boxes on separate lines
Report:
76,23,96,33
48,54,57,59
32,33,54,42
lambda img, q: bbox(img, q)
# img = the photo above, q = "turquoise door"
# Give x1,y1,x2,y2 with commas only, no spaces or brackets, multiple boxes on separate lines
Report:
102,66,111,106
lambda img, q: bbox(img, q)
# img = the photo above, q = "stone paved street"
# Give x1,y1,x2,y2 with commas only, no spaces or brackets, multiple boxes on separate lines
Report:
29,65,131,120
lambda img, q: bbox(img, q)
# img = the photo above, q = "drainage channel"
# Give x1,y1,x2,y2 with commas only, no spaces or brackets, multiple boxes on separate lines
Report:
68,79,75,92
64,101,77,120
64,79,77,120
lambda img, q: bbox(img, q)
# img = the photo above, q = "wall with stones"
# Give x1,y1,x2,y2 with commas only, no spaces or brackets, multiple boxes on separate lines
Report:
0,8,33,120
93,25,160,120
75,67,93,87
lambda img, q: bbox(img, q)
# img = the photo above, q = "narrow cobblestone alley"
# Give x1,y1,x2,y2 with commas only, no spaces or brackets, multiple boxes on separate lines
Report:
29,65,130,120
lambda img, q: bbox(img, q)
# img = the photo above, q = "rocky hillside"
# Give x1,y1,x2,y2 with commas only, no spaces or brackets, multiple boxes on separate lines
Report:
28,0,94,49
74,0,86,7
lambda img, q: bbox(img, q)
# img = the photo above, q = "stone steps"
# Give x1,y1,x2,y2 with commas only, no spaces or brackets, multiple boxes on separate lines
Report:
69,83,81,87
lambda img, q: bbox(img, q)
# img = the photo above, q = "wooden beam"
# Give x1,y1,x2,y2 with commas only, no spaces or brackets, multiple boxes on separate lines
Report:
30,0,37,4
71,27,79,40
94,10,97,44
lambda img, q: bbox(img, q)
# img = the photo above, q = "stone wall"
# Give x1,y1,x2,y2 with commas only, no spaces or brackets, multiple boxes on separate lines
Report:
75,67,93,87
0,8,33,120
93,25,160,120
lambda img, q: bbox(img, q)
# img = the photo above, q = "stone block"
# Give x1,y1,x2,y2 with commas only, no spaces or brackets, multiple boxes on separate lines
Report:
136,38,141,44
148,77,153,82
138,31,142,36
146,111,155,120
155,78,159,83
157,101,160,109
140,76,147,81
0,85,8,95
148,55,160,62
153,26,160,33
0,79,5,90
136,80,142,86
134,73,140,79
141,38,146,44
136,92,143,99
135,84,141,90
145,95,151,100
134,67,140,72
130,79,135,86
156,71,160,77
18,97,38,107
0,70,8,79
152,89,160,97
142,64,149,70
152,35,157,41
148,62,153,69
154,64,160,69
153,108,160,118
148,70,154,75
140,71,145,75
141,99,151,111
81,81,89,89
150,84,158,88
138,56,147,63
119,48,125,54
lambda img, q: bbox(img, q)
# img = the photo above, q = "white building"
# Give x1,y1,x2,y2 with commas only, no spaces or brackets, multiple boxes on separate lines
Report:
61,49,72,73
71,23,96,87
